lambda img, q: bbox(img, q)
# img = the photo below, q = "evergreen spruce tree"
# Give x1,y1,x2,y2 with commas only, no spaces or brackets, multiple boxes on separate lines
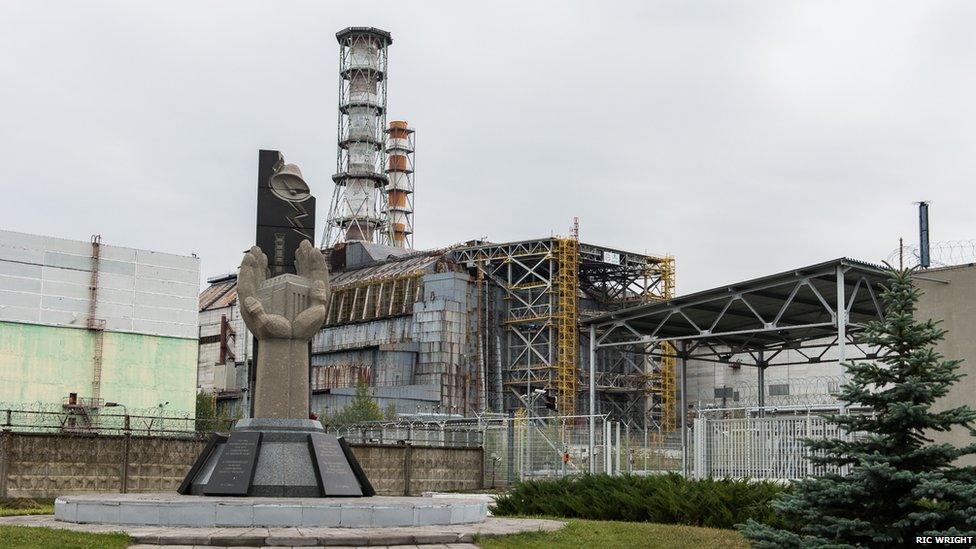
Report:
322,380,384,427
740,268,976,548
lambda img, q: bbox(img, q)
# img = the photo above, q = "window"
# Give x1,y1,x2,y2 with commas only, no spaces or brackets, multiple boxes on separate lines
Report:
769,383,790,396
714,387,733,399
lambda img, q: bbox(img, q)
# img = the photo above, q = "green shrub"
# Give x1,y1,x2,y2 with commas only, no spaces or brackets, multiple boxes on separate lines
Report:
490,474,787,529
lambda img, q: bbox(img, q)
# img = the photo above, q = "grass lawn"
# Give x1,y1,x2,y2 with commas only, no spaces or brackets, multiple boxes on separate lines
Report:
478,518,749,549
0,499,131,548
0,498,54,517
0,525,130,549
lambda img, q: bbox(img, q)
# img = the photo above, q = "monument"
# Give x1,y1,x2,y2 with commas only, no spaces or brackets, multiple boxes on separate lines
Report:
178,241,375,497
51,150,487,530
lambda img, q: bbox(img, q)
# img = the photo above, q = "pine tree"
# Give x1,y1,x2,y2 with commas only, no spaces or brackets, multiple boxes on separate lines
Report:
740,268,976,548
322,380,385,427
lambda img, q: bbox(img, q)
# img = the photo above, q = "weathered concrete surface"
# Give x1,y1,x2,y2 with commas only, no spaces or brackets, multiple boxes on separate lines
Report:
914,265,976,467
0,514,565,546
55,493,488,528
253,337,313,419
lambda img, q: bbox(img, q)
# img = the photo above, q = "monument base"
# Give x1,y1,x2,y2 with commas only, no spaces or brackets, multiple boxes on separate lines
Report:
53,493,488,528
179,419,374,498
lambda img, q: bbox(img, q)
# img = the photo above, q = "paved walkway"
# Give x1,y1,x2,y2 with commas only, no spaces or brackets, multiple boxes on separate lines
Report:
0,514,563,547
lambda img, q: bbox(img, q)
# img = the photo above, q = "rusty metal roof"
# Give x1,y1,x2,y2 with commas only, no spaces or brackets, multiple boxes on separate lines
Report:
199,278,237,311
331,251,451,286
199,250,455,311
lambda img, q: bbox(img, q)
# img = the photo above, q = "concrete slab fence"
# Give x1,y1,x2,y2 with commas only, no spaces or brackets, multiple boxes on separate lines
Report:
0,431,483,499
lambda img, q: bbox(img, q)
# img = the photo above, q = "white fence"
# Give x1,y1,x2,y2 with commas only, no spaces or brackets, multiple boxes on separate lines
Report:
336,414,685,487
693,414,855,480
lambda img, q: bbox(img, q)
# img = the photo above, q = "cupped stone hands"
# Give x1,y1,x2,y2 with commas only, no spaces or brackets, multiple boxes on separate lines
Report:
237,240,331,340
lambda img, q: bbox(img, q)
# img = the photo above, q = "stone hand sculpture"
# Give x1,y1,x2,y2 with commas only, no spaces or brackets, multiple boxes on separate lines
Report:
238,240,331,419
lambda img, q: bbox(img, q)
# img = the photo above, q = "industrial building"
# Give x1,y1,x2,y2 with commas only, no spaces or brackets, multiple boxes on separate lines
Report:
199,238,675,427
196,27,976,450
0,230,200,423
194,26,678,429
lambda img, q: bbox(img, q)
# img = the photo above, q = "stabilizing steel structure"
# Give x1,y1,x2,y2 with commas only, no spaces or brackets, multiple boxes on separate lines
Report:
453,239,675,426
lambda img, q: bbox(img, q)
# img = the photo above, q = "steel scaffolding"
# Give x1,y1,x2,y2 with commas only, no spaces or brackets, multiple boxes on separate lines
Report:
554,237,579,415
453,238,672,425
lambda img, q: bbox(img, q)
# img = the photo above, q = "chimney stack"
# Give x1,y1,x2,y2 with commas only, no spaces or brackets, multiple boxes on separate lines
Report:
325,27,392,247
384,121,415,248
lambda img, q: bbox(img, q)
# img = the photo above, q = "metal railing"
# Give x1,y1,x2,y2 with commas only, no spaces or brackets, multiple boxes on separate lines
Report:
329,419,484,448
693,414,858,480
329,414,686,487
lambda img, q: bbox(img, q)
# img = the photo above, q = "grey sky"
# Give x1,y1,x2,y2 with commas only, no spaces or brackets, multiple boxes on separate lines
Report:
1,1,974,292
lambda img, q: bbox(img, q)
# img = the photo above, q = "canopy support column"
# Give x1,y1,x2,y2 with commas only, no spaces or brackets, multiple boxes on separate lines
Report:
679,341,688,476
837,265,847,413
589,324,596,474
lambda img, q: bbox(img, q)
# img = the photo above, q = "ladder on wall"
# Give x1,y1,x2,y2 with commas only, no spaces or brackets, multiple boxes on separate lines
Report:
87,235,105,402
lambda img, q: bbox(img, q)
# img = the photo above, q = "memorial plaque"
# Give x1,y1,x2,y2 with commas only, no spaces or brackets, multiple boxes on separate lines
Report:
204,431,262,496
309,433,363,496
177,433,226,495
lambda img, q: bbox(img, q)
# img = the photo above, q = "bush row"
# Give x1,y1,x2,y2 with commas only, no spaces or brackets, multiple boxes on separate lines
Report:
490,474,787,529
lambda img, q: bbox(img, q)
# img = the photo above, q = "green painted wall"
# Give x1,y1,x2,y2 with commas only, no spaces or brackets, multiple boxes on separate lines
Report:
0,321,196,416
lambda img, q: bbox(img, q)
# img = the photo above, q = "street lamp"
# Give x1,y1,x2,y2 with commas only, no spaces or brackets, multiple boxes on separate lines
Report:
105,402,128,432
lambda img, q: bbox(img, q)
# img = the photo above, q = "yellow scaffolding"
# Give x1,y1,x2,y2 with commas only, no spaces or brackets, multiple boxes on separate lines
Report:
648,256,677,434
554,237,580,416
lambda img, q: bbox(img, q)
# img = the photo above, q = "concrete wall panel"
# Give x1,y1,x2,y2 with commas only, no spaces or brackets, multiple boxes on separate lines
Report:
0,230,199,339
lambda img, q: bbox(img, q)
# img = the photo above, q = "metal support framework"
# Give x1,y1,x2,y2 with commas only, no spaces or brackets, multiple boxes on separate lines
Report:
325,27,392,247
583,258,890,475
453,238,671,424
554,237,579,415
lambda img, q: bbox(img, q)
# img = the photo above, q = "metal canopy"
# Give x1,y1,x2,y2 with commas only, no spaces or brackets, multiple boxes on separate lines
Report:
584,258,889,366
582,258,891,474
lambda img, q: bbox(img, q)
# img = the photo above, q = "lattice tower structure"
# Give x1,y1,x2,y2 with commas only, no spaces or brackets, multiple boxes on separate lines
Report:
325,27,392,246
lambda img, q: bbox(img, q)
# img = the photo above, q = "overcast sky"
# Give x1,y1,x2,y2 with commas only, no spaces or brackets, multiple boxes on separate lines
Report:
1,1,974,292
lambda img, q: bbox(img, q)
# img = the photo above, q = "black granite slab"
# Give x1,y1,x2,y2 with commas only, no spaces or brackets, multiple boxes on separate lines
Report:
203,431,262,496
177,433,225,495
309,433,362,496
339,436,376,497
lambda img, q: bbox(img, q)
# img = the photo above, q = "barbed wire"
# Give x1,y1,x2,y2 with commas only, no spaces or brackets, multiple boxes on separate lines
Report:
885,240,976,268
0,402,223,437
